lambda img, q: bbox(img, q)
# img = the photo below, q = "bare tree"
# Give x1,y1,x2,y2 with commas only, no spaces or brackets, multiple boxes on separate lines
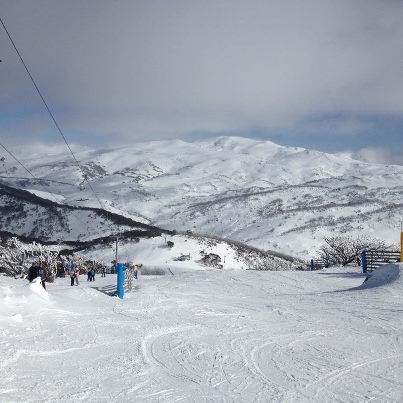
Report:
318,235,387,266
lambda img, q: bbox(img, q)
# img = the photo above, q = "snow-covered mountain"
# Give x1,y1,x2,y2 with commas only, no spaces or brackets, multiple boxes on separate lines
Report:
1,136,402,257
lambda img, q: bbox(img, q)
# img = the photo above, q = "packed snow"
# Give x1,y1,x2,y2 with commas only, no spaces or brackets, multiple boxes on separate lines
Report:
1,264,402,402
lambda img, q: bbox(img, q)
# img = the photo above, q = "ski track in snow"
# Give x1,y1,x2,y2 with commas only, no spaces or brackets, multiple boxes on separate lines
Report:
1,265,403,402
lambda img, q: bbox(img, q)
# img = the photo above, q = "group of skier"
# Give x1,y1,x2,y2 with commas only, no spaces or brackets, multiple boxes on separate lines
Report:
65,261,107,286
26,260,141,288
66,261,80,286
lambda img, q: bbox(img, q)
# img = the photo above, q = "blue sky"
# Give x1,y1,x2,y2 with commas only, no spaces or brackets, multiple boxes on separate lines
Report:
1,0,403,164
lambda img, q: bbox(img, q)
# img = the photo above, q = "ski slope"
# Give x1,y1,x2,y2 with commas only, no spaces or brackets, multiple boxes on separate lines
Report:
1,264,402,402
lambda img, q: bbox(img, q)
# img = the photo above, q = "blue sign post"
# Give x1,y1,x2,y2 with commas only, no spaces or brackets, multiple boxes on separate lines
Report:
116,263,127,299
361,251,367,274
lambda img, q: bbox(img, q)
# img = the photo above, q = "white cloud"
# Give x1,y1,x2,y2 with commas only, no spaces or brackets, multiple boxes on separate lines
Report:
350,147,403,166
1,0,403,144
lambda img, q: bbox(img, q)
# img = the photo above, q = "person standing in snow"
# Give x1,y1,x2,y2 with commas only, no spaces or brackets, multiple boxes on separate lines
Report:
67,260,77,286
101,266,106,277
38,263,47,290
133,263,142,280
88,267,95,282
27,262,38,282
27,262,47,289
74,267,80,286
70,266,76,286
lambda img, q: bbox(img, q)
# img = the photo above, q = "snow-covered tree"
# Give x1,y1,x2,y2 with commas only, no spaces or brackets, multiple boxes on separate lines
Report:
0,237,59,279
318,235,388,266
0,238,33,277
0,237,105,280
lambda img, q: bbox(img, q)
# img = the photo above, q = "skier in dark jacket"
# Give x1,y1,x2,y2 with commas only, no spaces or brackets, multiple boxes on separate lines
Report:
38,264,47,289
27,263,38,282
27,262,47,289
69,265,77,286
89,268,96,282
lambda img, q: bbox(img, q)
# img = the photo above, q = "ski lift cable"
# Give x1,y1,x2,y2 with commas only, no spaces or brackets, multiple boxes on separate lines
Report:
0,16,117,237
0,17,106,213
0,141,38,180
0,140,88,229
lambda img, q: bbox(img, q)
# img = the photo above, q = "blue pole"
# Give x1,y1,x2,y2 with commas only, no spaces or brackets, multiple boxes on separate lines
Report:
310,259,314,271
361,251,367,274
116,263,126,299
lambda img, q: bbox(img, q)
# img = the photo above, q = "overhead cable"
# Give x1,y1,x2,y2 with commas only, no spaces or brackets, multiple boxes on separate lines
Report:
0,140,89,229
0,141,38,180
0,16,106,212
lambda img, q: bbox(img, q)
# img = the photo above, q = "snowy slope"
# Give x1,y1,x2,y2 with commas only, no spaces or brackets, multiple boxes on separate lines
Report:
81,233,299,272
0,182,159,242
1,264,402,401
1,136,403,256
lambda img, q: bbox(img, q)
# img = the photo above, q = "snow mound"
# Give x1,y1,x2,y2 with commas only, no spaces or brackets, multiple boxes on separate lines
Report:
0,276,51,322
29,277,50,301
358,263,401,289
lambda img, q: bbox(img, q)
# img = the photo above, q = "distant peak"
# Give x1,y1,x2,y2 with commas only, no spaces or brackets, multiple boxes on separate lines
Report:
199,135,282,151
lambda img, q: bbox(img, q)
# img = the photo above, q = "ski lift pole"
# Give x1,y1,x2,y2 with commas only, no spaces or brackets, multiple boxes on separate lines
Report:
116,263,126,299
115,233,124,299
115,235,118,270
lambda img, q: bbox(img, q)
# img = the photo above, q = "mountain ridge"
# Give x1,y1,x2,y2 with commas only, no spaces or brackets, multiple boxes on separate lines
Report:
1,136,402,257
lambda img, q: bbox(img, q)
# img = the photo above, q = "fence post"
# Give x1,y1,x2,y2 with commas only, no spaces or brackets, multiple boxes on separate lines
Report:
361,251,367,274
310,259,314,271
116,263,126,299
